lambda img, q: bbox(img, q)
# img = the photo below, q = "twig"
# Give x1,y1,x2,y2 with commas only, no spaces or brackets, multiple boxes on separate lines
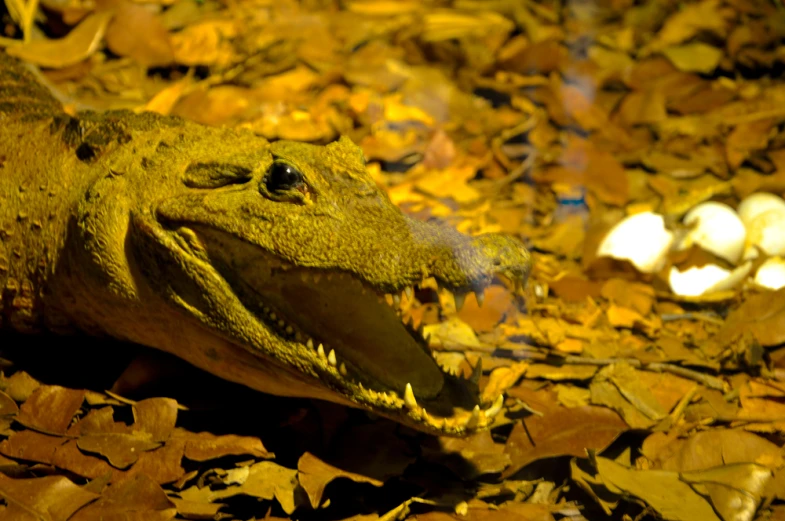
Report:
645,362,726,391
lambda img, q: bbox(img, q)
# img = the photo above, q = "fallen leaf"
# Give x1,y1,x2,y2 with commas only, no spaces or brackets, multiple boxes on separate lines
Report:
297,452,383,508
504,406,627,477
6,12,113,68
70,474,177,521
0,474,99,521
16,385,85,435
594,457,721,521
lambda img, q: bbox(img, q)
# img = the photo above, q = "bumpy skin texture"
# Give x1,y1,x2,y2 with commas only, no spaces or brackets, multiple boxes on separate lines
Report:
0,53,531,435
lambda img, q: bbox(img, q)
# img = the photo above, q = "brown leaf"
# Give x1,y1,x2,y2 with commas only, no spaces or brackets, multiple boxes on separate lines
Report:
456,285,513,333
0,474,98,521
298,452,383,508
104,1,173,67
504,406,627,476
70,474,176,521
16,385,85,435
0,430,64,464
643,0,729,53
179,460,301,515
77,433,161,469
725,119,775,169
594,457,722,521
119,439,186,485
177,430,273,462
52,439,115,480
432,430,511,480
481,363,527,403
0,371,41,403
132,398,178,442
717,287,785,348
535,137,629,206
646,430,785,472
590,364,668,428
0,391,18,417
6,12,113,68
661,43,723,73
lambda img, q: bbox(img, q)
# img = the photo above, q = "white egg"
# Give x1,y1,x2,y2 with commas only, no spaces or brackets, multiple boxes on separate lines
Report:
596,212,673,273
744,208,785,259
678,202,745,264
754,256,785,290
669,262,752,297
737,192,785,226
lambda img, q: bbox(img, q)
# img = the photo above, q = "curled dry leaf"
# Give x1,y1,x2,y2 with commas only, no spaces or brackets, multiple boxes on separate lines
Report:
6,12,113,68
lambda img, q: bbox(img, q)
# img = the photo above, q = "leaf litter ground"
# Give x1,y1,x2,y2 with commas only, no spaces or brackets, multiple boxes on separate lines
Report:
1,0,785,520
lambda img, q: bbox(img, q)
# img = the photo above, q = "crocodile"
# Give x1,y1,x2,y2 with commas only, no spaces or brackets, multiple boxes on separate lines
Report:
0,52,531,436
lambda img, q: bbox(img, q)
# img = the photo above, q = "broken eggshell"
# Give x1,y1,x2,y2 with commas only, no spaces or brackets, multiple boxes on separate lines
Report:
737,192,785,226
677,202,745,264
753,256,785,290
744,208,785,260
669,262,752,297
596,211,673,273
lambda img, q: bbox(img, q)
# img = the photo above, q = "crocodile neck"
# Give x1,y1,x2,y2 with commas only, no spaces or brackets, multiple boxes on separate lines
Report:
0,56,95,332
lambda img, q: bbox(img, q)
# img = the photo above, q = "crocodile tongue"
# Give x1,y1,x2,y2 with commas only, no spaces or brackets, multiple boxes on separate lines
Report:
250,268,446,399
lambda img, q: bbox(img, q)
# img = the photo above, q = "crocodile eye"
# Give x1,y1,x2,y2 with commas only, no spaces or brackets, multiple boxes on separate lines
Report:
265,162,304,193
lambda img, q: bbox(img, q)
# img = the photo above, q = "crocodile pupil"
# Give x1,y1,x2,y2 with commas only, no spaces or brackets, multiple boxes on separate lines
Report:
266,162,303,192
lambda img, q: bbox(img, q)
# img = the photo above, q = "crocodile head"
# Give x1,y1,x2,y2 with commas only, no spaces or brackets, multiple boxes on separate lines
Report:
56,121,531,436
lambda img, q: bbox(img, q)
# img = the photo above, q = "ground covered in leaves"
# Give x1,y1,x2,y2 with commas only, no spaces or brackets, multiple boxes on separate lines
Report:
2,0,785,520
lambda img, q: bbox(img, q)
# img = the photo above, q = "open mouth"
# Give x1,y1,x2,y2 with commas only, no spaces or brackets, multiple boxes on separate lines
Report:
168,224,515,433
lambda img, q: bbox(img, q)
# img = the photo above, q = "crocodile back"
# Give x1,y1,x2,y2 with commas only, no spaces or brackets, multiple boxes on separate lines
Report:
0,52,63,120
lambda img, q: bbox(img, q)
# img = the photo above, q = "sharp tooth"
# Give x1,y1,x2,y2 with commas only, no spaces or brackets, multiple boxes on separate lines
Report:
475,289,485,307
300,272,309,283
454,292,466,311
392,293,401,307
269,312,277,320
306,338,314,349
277,319,285,328
327,349,337,367
404,383,418,410
466,405,481,429
317,344,326,359
285,325,294,334
404,286,413,300
339,363,347,376
385,294,394,306
485,394,504,419
470,358,482,385
313,273,322,284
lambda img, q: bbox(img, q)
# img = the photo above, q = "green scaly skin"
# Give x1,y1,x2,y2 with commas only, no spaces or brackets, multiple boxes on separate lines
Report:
0,53,531,435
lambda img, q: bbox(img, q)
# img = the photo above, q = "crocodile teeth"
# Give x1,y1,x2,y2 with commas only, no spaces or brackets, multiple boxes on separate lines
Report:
404,383,418,410
317,344,326,359
392,293,401,307
470,358,482,385
466,405,481,429
327,349,337,367
454,292,466,311
285,325,294,334
404,286,413,300
339,363,347,376
486,394,504,419
475,289,485,307
306,338,314,349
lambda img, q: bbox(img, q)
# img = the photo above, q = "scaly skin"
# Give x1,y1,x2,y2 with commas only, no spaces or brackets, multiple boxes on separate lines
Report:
0,53,531,435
